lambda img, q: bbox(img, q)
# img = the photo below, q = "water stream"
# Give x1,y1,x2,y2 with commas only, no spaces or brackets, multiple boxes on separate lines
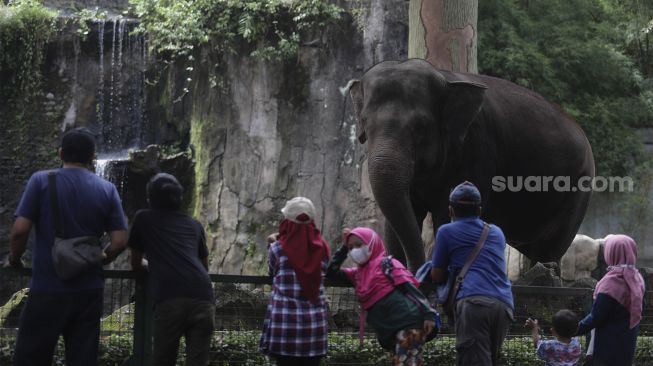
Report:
92,18,147,186
97,19,106,131
95,152,130,198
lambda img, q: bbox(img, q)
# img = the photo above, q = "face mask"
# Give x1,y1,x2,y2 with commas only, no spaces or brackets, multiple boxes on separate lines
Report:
349,245,371,265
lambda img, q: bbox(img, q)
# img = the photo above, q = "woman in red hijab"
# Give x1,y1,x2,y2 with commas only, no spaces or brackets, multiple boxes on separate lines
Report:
577,234,645,366
259,197,331,366
327,227,437,366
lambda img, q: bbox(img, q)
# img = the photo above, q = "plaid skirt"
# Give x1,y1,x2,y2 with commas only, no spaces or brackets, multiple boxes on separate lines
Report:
259,294,328,357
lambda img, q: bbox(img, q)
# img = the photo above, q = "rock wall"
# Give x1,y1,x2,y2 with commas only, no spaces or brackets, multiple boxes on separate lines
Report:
186,1,409,274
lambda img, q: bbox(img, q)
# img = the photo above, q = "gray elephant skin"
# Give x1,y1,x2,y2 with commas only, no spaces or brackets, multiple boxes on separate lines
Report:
348,59,595,272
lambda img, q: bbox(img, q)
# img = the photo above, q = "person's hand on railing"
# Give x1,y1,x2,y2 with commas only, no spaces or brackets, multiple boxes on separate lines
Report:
3,253,23,269
130,257,149,282
140,258,149,271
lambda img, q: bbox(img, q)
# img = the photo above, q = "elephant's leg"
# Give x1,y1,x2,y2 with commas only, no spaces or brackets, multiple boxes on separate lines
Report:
422,213,436,258
385,205,427,271
384,221,407,265
430,197,452,253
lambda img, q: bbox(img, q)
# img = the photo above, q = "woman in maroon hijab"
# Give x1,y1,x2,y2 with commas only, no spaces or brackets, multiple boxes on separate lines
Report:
259,197,331,366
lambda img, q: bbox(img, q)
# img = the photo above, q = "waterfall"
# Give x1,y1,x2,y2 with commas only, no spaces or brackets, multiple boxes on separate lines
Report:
62,36,80,131
117,19,125,80
96,18,145,154
95,152,129,196
95,158,112,179
97,19,106,131
136,30,147,147
107,18,117,146
129,25,146,148
90,18,147,192
114,19,126,149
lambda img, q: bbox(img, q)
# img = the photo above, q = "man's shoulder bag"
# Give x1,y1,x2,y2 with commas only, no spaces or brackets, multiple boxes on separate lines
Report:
49,171,104,280
441,222,490,323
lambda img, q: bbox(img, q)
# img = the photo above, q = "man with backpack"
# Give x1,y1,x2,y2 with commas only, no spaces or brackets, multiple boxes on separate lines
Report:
5,127,128,366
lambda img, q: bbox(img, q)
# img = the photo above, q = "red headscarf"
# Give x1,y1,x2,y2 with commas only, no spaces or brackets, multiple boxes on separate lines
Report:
278,217,331,304
594,234,645,329
342,227,418,310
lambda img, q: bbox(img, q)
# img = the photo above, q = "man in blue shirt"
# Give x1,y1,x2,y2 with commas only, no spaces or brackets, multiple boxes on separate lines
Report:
431,181,514,366
5,127,128,366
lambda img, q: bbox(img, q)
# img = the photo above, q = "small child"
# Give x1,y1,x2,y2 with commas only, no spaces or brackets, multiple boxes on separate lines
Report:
525,309,582,366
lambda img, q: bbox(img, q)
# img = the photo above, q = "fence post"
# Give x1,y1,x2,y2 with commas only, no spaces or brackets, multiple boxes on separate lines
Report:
129,274,153,366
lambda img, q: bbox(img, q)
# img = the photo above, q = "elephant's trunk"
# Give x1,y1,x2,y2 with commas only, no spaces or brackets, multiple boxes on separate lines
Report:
368,148,425,271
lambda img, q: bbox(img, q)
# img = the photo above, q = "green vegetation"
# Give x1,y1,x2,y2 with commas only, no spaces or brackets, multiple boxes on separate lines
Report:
0,0,57,105
0,0,61,172
130,0,343,62
2,331,653,365
479,0,653,176
129,0,343,102
73,7,107,41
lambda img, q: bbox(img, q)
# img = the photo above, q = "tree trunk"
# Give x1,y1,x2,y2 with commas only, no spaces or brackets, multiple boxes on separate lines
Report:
408,0,478,73
408,0,479,252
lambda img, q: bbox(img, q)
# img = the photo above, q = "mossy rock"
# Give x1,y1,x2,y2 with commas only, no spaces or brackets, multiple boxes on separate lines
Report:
0,288,29,327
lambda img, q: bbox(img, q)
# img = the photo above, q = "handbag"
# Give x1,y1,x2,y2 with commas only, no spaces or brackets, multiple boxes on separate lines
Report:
48,171,104,280
440,223,490,322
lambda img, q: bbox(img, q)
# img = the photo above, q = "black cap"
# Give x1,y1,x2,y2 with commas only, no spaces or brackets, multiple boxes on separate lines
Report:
147,173,183,211
61,127,96,164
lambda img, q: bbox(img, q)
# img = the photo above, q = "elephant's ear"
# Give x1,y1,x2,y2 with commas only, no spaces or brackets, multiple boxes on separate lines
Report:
443,80,487,143
343,79,366,144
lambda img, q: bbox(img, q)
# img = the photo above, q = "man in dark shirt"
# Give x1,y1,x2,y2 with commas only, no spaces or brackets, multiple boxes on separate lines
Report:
129,173,215,366
5,127,128,366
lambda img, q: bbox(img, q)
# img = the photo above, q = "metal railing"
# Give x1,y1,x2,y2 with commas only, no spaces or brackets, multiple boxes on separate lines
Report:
1,267,653,365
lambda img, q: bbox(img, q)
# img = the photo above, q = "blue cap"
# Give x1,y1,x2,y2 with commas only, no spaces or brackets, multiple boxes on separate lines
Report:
449,181,481,205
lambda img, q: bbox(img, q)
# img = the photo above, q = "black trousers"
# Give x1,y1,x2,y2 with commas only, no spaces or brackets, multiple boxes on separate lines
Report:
152,298,215,366
13,289,103,366
274,355,323,366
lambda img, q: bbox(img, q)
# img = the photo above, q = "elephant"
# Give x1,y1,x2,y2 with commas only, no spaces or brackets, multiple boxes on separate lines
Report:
346,59,595,272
